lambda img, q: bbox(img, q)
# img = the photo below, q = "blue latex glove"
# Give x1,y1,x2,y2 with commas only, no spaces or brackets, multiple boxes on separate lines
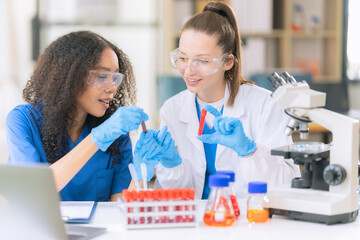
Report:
134,125,182,176
133,155,158,182
156,126,182,168
135,129,163,160
91,106,148,151
197,105,256,157
133,129,162,181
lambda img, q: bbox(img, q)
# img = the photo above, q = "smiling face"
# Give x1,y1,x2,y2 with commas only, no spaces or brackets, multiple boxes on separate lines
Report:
178,30,234,103
75,48,119,122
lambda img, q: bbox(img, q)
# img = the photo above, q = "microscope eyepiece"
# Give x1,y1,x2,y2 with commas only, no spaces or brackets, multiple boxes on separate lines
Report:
281,72,297,84
268,72,287,91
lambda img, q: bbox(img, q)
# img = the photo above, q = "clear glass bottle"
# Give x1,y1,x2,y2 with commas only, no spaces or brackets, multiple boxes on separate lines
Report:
203,174,236,227
309,15,320,33
247,182,269,223
292,3,305,32
216,170,240,219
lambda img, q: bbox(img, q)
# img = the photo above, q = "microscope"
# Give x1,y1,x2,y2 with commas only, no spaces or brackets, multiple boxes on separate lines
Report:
267,72,359,225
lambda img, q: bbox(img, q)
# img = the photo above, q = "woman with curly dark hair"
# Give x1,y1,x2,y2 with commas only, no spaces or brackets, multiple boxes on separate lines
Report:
6,30,148,201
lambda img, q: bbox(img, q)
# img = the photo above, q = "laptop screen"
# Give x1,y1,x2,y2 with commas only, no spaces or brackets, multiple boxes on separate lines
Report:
0,165,105,240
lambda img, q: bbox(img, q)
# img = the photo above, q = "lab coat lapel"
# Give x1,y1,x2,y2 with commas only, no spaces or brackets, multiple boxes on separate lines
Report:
179,91,204,154
216,84,245,159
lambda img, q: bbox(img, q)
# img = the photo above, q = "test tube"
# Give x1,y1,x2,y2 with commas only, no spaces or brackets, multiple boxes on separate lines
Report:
138,190,146,224
122,190,133,225
130,190,139,224
159,189,167,223
180,189,187,223
187,189,195,223
173,189,182,223
198,109,207,135
167,189,175,223
145,190,153,224
152,189,161,224
141,121,147,133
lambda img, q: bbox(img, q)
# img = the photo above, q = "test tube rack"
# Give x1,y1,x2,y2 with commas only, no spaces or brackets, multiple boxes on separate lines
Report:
119,189,197,230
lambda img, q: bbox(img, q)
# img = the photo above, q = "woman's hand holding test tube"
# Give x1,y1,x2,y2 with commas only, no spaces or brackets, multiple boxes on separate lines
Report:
133,126,182,181
133,130,160,181
91,106,148,151
155,126,182,168
197,105,256,157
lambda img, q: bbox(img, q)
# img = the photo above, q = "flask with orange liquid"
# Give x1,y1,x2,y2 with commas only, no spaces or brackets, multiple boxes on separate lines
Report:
247,182,269,223
203,174,236,227
217,170,240,219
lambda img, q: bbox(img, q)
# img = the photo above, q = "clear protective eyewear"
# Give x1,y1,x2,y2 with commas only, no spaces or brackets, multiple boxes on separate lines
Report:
170,48,229,76
87,70,124,90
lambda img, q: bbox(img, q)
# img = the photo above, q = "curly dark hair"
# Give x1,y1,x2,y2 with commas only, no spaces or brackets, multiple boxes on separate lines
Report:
23,30,136,164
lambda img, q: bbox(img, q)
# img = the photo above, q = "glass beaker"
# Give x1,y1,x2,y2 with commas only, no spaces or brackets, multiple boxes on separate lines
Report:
203,174,236,227
216,170,240,219
247,181,269,223
292,3,305,32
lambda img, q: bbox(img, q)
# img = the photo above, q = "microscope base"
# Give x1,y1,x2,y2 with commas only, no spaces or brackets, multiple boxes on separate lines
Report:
269,208,358,225
268,187,359,225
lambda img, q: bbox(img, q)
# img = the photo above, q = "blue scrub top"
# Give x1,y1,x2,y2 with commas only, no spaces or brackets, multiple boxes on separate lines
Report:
6,104,132,201
195,100,223,199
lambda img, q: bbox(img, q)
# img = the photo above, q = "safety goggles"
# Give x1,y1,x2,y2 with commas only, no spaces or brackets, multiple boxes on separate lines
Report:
170,48,229,76
87,70,124,90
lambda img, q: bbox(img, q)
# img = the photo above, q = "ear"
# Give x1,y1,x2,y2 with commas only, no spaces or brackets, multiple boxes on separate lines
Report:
223,54,234,71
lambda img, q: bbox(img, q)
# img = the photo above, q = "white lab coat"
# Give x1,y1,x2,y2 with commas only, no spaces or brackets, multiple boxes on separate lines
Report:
154,83,300,199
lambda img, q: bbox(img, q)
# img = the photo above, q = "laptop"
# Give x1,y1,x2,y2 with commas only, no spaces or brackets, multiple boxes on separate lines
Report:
0,164,106,240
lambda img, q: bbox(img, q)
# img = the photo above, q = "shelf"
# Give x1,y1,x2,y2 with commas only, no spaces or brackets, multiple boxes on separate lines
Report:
159,0,344,82
241,30,283,38
288,31,337,38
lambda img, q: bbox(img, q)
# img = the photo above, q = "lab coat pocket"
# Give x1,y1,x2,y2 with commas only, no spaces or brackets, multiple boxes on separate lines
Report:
96,168,114,201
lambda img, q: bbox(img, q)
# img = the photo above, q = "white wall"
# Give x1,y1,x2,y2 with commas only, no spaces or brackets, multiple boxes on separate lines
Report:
0,0,31,163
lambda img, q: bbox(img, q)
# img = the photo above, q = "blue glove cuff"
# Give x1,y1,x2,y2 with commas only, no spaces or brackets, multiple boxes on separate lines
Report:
235,138,256,157
160,153,182,168
91,128,112,151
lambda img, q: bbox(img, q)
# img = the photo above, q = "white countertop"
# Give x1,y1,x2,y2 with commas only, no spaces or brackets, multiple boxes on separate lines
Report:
86,199,360,240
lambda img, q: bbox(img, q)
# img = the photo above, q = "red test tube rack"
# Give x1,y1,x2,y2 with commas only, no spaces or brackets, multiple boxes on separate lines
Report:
119,188,197,229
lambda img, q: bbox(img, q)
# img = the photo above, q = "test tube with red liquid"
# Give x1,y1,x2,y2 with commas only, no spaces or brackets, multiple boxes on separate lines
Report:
122,190,133,224
198,109,207,135
145,190,153,224
130,190,139,224
138,190,146,224
167,189,175,223
152,189,161,224
159,189,168,223
187,189,195,222
173,189,182,223
141,121,147,133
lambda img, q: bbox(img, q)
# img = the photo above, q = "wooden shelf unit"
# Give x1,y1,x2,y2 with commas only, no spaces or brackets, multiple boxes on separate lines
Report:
159,0,344,83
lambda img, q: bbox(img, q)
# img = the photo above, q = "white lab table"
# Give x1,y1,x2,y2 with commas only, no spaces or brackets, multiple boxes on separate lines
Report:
85,199,360,240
